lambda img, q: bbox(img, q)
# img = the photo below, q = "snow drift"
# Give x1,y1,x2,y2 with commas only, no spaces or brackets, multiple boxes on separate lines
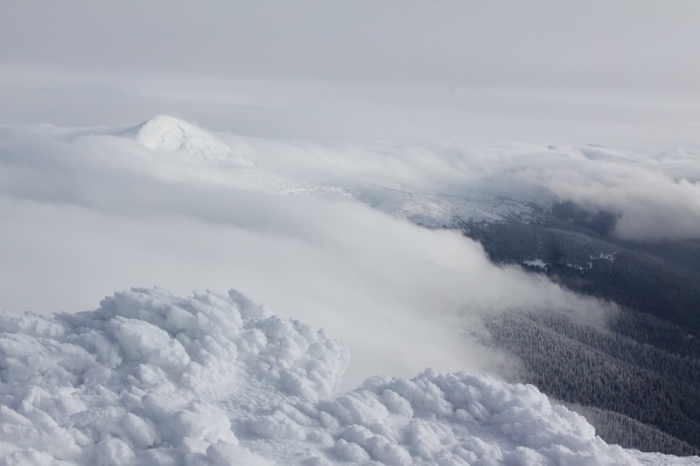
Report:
0,287,691,465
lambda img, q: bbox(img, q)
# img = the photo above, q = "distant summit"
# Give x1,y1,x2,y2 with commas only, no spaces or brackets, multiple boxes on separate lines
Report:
125,115,253,166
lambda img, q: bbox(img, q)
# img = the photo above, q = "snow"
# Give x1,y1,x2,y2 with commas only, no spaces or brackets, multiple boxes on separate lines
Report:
592,253,615,263
0,287,695,465
126,115,254,167
522,259,549,270
7,115,700,241
347,186,536,228
122,115,700,233
114,116,540,226
116,116,544,228
565,263,592,271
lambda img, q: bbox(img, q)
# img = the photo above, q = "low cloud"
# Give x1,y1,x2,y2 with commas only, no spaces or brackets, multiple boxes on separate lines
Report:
222,134,700,242
0,122,615,388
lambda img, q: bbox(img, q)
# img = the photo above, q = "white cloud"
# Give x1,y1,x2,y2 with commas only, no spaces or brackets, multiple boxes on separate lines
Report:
0,122,615,388
215,131,700,241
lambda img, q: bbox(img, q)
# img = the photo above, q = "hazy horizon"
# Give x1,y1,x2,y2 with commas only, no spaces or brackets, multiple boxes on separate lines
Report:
2,1,700,151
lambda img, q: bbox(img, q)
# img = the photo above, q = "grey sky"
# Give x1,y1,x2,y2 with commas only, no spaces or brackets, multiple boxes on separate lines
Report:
2,1,699,93
1,2,699,150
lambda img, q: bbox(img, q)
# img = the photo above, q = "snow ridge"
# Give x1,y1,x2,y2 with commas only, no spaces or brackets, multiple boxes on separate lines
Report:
0,287,688,465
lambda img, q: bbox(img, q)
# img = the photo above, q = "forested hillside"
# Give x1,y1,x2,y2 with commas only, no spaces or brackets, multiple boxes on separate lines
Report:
482,310,700,453
462,218,700,334
569,404,699,456
459,202,700,455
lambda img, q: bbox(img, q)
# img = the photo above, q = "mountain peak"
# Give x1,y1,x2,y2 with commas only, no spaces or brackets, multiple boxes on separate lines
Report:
126,115,252,166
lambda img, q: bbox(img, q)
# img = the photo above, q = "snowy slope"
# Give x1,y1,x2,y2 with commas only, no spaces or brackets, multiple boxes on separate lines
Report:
0,287,694,465
126,115,698,230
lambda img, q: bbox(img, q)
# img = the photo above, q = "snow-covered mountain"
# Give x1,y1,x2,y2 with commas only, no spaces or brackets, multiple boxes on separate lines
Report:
0,287,690,466
124,115,254,167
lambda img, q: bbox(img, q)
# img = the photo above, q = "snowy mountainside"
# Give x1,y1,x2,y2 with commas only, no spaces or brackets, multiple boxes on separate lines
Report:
344,186,537,227
0,287,692,466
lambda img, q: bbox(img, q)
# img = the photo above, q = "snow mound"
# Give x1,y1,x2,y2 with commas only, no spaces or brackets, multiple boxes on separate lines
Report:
127,115,253,166
0,288,692,465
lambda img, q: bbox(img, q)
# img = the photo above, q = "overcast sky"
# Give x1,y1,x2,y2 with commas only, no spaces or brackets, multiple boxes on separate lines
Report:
1,1,700,149
2,1,699,92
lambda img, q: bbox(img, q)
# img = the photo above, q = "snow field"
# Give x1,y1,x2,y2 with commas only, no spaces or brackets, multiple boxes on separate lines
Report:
0,287,690,465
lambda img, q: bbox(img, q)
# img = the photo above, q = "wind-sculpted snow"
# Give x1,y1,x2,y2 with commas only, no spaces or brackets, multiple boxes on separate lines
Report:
0,287,348,465
0,288,691,465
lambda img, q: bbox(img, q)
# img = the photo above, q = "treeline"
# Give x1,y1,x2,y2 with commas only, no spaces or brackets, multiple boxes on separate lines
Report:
527,311,700,384
453,208,700,454
609,309,700,360
482,311,700,452
461,219,700,334
567,403,700,456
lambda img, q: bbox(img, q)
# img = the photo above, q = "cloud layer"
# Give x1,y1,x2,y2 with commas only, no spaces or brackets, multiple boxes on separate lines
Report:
0,120,619,387
216,131,700,242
